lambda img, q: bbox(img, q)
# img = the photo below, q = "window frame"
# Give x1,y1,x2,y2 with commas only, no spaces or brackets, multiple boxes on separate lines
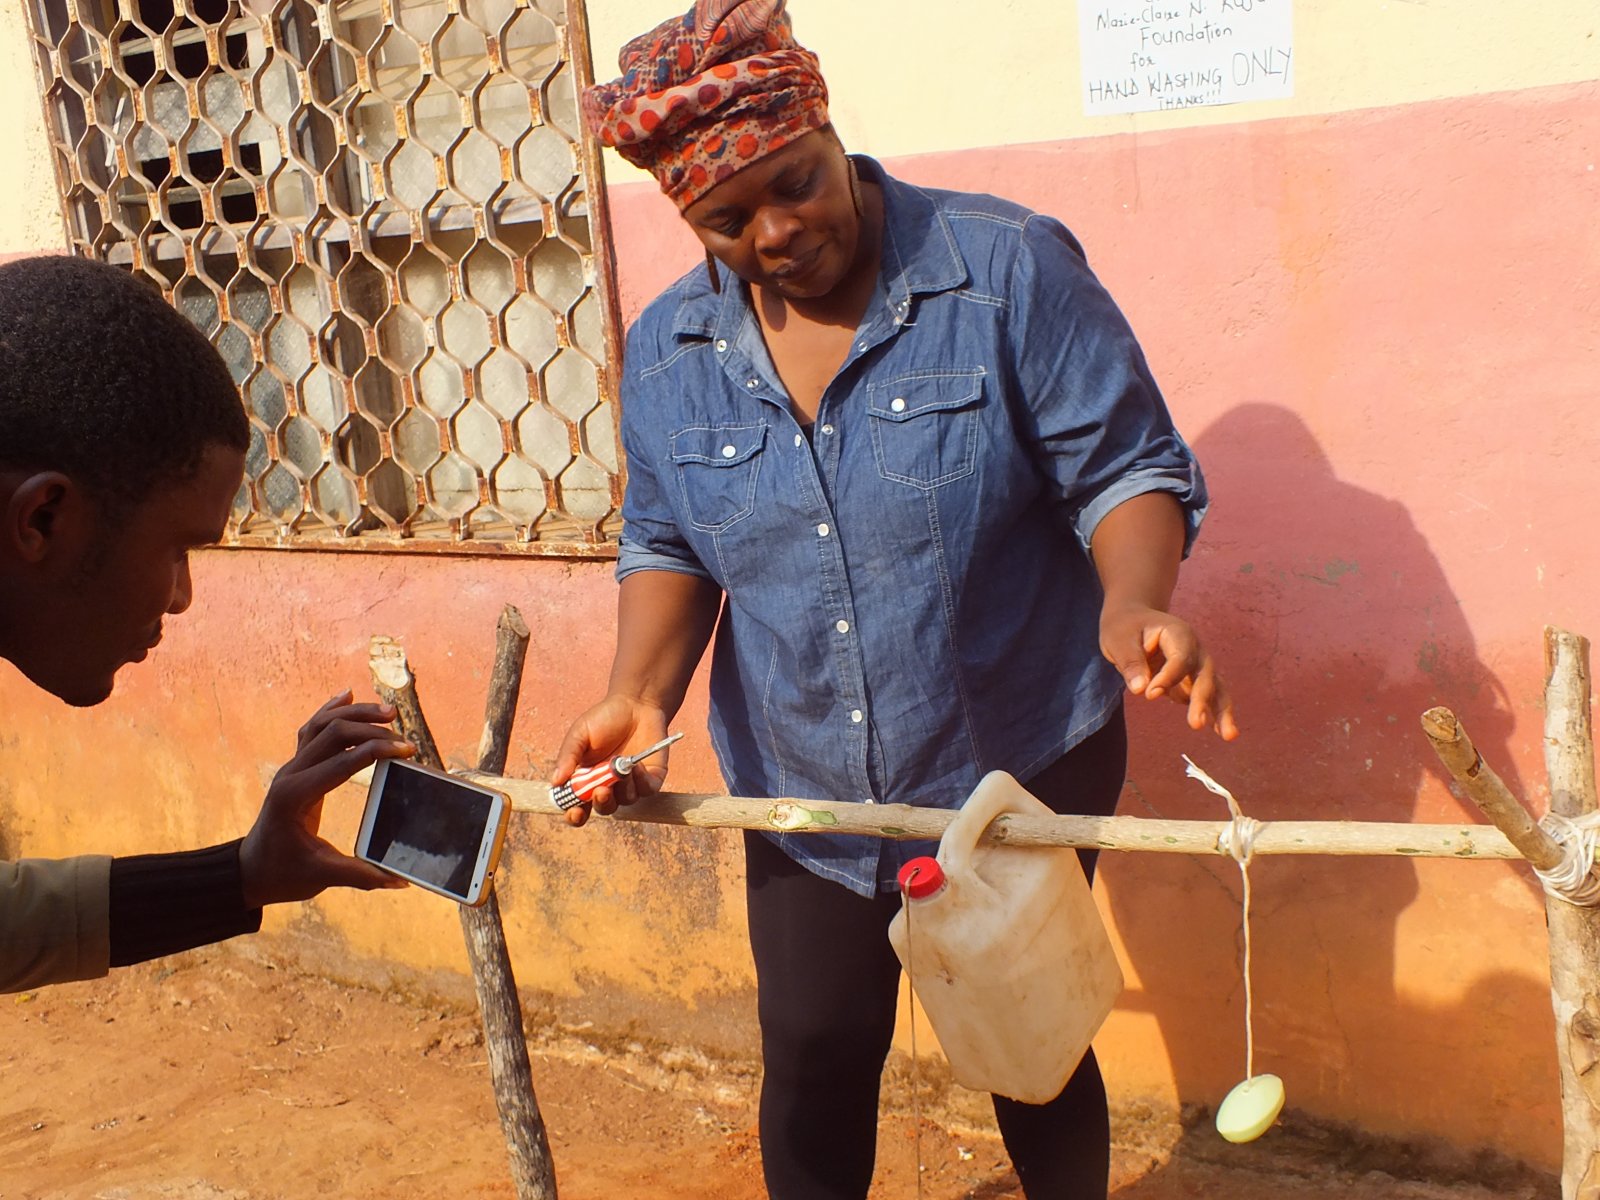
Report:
25,0,628,559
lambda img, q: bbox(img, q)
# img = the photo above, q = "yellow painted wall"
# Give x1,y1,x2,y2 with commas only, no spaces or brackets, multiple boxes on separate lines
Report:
0,3,67,254
589,0,1600,183
12,0,1595,271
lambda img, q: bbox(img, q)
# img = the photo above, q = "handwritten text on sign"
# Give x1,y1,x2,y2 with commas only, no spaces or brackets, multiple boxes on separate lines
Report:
1079,0,1293,116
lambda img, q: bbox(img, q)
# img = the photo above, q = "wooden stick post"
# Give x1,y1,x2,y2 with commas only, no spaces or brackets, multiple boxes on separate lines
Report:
1542,629,1600,1199
371,612,558,1200
1425,628,1600,1198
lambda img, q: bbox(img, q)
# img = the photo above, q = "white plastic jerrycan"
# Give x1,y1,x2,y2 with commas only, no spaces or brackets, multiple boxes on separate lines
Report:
887,771,1125,1104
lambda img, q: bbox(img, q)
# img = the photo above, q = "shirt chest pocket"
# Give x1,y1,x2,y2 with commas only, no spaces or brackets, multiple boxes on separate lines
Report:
670,422,768,532
866,369,984,490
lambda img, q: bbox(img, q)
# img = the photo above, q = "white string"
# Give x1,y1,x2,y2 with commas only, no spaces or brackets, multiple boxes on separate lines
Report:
1235,835,1258,1079
1184,757,1260,1081
1535,811,1600,907
1183,755,1243,818
1219,815,1262,864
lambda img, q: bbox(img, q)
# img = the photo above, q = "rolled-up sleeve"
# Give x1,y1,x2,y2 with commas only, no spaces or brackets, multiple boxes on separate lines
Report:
1007,214,1207,555
0,855,111,994
615,327,714,584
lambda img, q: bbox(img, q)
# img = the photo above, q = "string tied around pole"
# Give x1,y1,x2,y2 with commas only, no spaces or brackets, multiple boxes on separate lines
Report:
1181,756,1261,865
1183,757,1261,1081
1534,811,1600,907
1219,814,1263,867
1184,756,1287,1144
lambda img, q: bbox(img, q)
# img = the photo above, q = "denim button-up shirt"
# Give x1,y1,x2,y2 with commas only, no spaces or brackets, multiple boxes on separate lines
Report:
616,157,1206,896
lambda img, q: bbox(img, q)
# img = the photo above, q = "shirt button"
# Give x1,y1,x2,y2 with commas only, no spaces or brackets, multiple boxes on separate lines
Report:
721,444,736,458
835,619,849,633
746,378,758,389
890,397,906,413
820,423,834,435
850,709,863,723
716,339,728,353
793,433,803,447
856,341,866,351
816,523,830,538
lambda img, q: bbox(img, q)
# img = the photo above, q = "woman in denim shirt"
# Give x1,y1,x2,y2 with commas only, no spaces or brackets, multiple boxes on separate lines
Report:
556,2,1239,1196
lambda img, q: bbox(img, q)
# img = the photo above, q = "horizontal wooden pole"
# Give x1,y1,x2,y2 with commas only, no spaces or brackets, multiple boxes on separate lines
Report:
454,771,1523,861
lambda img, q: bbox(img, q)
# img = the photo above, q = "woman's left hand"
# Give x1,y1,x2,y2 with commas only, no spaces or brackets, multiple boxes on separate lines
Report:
1099,603,1239,740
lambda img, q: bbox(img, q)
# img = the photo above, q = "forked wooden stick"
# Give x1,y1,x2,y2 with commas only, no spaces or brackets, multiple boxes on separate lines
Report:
372,611,558,1200
1539,629,1600,1199
1420,705,1564,870
1422,628,1600,1198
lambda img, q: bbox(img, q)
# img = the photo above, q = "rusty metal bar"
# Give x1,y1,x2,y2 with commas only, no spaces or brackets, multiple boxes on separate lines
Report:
22,0,623,555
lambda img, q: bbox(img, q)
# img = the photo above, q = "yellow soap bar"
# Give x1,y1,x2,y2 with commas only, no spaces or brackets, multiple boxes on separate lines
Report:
1216,1074,1285,1144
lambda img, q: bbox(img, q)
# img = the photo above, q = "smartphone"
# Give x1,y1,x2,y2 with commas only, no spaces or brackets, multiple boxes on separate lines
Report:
355,759,511,906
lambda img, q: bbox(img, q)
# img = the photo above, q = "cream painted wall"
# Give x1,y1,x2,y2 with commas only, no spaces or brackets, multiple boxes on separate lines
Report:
9,2,1593,232
0,4,67,254
586,0,1600,186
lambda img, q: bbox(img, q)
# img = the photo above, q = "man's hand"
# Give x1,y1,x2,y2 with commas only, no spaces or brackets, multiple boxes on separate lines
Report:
551,695,672,827
239,690,417,908
1100,602,1239,741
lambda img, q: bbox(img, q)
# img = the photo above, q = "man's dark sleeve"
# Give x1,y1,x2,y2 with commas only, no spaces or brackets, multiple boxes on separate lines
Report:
108,839,263,967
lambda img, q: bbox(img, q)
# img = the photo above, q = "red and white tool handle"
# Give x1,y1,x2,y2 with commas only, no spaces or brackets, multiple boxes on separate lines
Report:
550,731,683,812
549,758,628,811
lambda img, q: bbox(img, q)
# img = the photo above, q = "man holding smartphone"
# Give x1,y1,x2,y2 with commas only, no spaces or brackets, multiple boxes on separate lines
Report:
0,254,416,994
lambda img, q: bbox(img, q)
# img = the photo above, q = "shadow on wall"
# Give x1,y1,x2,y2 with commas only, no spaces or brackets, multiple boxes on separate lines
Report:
1101,403,1552,1156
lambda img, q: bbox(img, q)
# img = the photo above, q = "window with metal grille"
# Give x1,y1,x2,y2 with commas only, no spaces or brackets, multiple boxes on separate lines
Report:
25,0,625,554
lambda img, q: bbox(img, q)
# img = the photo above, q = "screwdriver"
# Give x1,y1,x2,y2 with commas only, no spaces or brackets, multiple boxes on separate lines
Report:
550,732,685,811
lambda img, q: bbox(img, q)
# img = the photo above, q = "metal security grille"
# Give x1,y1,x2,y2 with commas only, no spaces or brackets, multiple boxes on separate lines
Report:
25,0,625,554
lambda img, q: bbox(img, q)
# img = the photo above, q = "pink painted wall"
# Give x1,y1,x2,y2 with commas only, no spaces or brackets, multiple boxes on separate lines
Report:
599,80,1599,1161
1,78,1594,1165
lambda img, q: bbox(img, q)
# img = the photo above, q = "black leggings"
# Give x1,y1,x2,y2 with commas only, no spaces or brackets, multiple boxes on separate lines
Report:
744,709,1128,1200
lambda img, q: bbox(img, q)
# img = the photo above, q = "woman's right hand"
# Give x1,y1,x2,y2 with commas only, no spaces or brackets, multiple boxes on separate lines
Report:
551,695,673,827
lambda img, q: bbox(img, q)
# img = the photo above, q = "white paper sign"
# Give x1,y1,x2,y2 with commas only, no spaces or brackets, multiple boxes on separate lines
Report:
1078,0,1293,116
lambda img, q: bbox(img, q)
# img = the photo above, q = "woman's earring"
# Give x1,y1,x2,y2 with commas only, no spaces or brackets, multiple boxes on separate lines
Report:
705,249,722,295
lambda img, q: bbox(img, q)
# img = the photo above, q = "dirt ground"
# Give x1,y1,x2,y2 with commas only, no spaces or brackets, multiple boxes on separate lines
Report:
1,948,1555,1200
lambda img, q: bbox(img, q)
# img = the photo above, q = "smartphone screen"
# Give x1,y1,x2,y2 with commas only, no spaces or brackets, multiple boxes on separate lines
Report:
360,761,505,902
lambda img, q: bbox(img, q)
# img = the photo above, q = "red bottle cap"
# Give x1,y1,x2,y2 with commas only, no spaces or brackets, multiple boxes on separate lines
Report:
898,857,946,900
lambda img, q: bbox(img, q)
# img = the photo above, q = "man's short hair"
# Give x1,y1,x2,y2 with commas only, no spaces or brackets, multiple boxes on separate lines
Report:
0,254,249,504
